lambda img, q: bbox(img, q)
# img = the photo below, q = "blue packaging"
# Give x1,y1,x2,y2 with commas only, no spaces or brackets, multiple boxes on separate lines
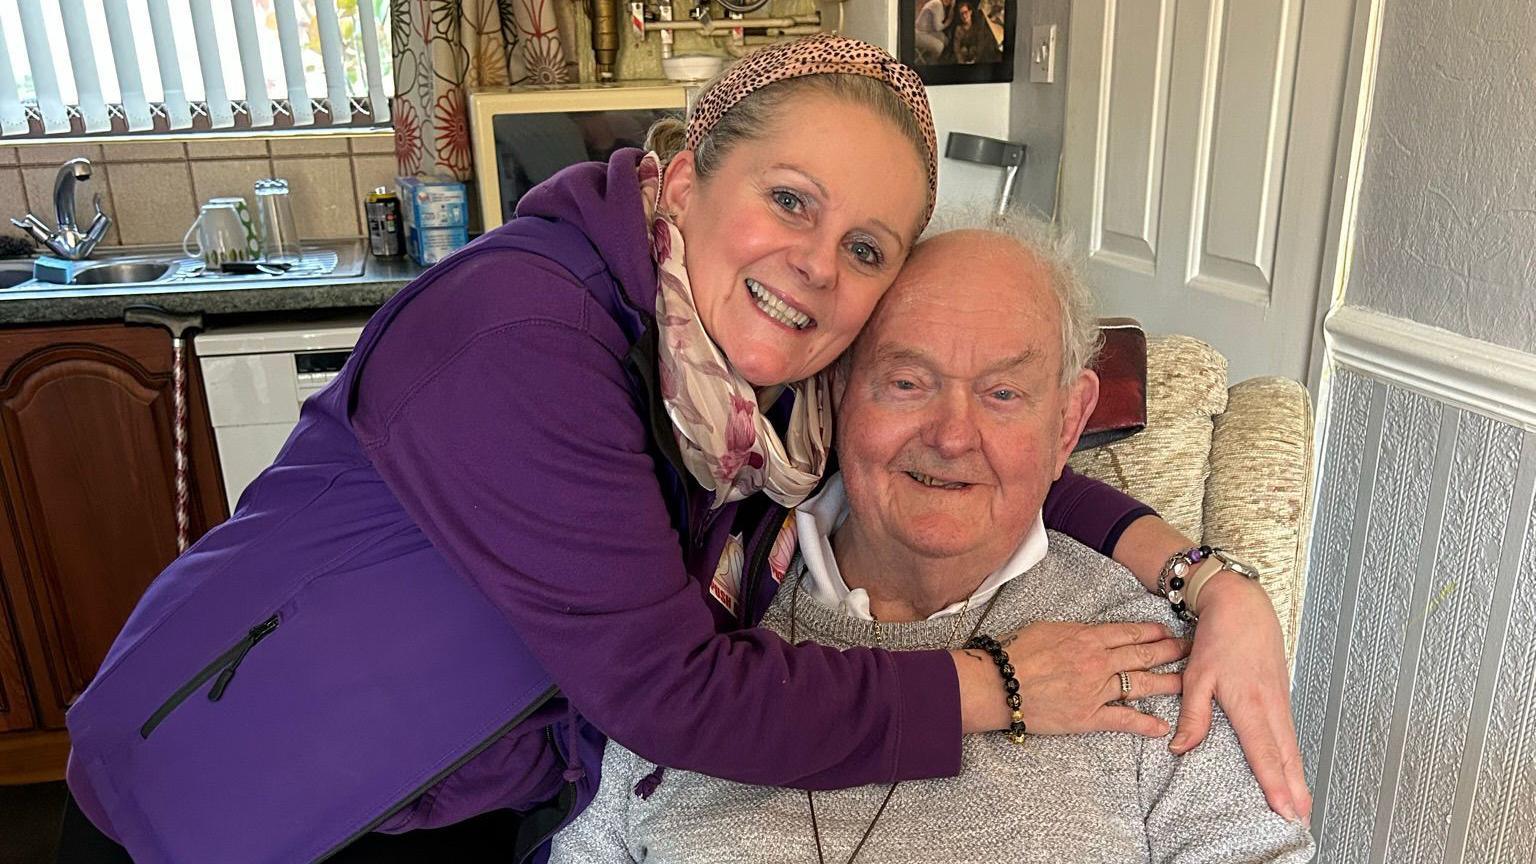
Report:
396,176,469,228
408,225,470,266
396,176,469,265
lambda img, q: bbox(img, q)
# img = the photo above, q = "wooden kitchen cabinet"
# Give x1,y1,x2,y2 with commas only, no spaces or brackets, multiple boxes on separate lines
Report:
0,594,35,733
0,322,227,783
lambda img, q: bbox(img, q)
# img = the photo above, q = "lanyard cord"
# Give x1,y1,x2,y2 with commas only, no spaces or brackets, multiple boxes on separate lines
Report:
787,566,1009,864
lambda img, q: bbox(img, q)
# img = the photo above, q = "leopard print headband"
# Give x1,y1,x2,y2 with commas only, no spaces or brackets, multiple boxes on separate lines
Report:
684,33,939,228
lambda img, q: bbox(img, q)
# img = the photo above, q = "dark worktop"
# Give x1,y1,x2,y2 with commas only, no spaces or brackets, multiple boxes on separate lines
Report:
0,254,426,326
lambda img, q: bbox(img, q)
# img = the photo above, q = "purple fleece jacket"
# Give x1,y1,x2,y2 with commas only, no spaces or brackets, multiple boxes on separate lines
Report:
66,150,1153,857
351,151,1153,829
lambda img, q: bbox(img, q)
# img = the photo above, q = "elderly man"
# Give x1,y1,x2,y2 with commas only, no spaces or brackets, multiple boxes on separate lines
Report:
549,222,1316,863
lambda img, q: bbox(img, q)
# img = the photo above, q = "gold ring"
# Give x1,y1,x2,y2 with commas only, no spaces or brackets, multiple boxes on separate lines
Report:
1118,671,1132,698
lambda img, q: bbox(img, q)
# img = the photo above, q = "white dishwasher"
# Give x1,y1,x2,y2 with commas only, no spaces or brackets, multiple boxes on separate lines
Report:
197,315,369,511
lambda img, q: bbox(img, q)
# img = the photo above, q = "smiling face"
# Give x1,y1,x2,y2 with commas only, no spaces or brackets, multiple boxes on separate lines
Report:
835,230,1099,569
660,92,928,387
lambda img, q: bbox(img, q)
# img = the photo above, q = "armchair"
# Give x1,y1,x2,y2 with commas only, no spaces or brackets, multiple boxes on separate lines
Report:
1071,335,1315,664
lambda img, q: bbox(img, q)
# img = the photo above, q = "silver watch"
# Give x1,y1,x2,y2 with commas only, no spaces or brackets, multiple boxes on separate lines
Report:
1210,548,1261,582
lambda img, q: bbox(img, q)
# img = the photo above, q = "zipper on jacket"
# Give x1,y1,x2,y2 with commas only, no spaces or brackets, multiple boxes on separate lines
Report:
738,503,787,628
513,781,579,864
138,614,281,739
314,684,562,863
690,492,723,551
511,721,583,864
208,615,281,701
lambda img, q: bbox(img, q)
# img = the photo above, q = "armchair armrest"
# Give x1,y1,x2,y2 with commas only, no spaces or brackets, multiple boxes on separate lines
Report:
1202,377,1315,666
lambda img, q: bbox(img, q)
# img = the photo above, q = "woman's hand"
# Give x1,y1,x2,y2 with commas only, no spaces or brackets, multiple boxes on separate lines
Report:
1176,571,1311,825
954,621,1187,736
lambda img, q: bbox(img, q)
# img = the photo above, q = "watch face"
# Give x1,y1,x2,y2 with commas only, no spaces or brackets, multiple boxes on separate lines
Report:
1212,549,1261,580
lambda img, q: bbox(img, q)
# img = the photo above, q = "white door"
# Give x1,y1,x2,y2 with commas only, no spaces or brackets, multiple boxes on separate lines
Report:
1059,0,1356,385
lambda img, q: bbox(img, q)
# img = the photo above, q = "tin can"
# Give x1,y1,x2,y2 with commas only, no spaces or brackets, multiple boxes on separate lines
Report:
365,187,403,257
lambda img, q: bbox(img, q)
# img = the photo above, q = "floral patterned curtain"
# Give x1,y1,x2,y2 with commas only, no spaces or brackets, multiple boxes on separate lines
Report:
391,0,574,181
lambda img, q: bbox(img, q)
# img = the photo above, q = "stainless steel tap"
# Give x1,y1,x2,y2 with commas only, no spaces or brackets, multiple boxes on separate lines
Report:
10,157,112,260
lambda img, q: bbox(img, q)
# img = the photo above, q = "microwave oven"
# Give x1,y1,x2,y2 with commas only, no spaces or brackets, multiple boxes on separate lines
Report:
468,82,698,229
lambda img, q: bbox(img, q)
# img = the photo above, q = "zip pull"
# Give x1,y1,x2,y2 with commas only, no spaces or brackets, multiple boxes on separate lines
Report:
208,614,280,702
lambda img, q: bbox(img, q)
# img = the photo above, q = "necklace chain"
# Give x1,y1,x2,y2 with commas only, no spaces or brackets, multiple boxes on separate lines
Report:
787,565,1009,864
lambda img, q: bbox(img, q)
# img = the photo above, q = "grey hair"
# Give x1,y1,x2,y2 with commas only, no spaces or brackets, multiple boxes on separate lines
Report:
919,205,1102,387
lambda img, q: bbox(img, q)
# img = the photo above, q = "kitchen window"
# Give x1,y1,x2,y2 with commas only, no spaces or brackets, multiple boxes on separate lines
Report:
0,0,391,137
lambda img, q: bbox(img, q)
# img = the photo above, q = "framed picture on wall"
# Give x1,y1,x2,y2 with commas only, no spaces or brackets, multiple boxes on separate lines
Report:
898,0,1016,85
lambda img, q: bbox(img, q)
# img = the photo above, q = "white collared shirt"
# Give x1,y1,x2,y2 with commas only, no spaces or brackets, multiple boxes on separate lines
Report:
793,473,1048,622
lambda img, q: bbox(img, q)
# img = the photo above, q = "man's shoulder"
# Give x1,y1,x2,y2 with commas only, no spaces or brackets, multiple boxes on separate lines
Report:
1039,529,1138,588
1039,531,1183,631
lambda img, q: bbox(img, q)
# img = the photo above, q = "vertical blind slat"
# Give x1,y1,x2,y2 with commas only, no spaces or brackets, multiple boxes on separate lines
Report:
0,31,30,134
17,0,71,132
144,0,191,129
186,0,231,127
9,0,394,136
356,0,388,123
312,0,348,123
56,0,109,130
228,0,271,126
271,0,311,125
101,0,151,130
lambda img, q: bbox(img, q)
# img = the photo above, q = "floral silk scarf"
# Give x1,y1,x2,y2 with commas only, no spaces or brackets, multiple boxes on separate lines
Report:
639,152,832,512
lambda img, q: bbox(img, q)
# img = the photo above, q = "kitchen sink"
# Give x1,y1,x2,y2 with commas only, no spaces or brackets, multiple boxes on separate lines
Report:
5,240,366,290
0,260,32,290
71,261,175,285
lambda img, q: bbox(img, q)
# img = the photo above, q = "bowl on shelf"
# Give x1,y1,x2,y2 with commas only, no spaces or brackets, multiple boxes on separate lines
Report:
662,54,726,82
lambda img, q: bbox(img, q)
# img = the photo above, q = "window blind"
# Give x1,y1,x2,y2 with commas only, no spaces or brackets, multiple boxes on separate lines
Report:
2,0,391,136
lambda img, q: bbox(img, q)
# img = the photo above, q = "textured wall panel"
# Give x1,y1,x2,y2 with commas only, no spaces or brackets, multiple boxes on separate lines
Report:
1386,412,1522,862
1318,385,1441,862
1365,405,1459,862
1301,354,1536,864
1294,369,1374,792
1346,0,1536,353
1464,443,1536,864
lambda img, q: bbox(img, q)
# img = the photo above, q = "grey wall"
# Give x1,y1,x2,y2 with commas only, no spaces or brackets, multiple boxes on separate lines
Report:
1006,0,1071,219
1295,369,1536,863
1345,0,1536,353
1294,0,1536,859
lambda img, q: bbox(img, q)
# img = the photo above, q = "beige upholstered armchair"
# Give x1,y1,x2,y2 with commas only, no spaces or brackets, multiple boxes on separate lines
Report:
1069,336,1315,665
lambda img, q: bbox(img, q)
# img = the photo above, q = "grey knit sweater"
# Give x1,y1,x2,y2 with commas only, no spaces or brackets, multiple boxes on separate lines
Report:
549,532,1316,863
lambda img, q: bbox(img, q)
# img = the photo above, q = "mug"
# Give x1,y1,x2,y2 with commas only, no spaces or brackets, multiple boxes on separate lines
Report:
183,201,251,267
207,196,262,260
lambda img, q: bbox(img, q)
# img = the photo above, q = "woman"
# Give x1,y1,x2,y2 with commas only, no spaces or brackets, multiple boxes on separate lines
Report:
551,218,1315,864
60,36,1304,863
913,0,951,64
944,0,1002,65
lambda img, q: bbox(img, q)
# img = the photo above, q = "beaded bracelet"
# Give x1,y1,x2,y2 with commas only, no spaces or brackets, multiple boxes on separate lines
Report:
1158,545,1215,623
963,635,1027,744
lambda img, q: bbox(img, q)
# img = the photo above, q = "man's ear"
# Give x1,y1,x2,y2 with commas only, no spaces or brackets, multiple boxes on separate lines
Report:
1053,368,1100,479
660,150,698,228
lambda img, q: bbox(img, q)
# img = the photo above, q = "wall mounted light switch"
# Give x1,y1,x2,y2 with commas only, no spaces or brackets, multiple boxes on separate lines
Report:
1030,24,1057,83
